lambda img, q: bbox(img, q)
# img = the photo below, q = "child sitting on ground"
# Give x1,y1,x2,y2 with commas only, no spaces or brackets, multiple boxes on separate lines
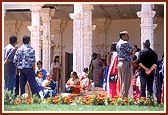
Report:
35,70,44,98
42,73,57,98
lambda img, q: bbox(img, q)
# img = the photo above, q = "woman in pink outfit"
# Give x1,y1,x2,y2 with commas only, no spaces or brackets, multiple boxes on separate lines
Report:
107,42,119,98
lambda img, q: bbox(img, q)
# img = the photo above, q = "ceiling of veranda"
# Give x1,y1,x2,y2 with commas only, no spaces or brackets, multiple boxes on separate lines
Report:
4,4,164,21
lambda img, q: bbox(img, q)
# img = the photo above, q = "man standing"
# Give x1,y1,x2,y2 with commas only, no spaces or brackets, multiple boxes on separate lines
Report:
14,35,38,96
138,39,158,98
116,31,133,97
4,35,17,92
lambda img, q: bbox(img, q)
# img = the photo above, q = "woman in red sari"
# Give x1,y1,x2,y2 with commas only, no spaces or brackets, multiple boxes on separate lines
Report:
107,42,119,98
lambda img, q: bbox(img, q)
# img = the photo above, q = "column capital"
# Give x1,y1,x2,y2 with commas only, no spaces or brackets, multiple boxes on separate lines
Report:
84,4,94,11
41,8,52,22
31,4,43,12
27,25,43,32
137,11,156,18
50,9,56,17
69,13,84,20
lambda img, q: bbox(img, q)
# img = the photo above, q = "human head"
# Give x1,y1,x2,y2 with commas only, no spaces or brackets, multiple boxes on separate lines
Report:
54,56,59,62
143,39,150,48
37,60,43,69
133,45,138,50
70,71,78,79
119,31,129,41
9,35,17,46
83,67,89,73
22,35,30,44
46,72,51,80
110,42,117,52
92,53,97,60
36,70,43,78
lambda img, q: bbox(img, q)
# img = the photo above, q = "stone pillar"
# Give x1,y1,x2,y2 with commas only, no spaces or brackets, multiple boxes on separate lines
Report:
51,19,62,57
28,4,43,62
51,19,67,63
41,8,52,72
69,4,85,73
137,4,157,50
83,4,94,68
94,18,106,57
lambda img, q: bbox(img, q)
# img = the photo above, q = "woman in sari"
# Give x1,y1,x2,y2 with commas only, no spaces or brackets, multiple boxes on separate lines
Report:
50,56,61,92
107,42,119,98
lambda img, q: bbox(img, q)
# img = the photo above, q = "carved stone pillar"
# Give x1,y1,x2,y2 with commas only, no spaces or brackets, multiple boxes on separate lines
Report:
137,4,157,50
93,18,106,58
69,4,85,73
28,4,43,62
41,8,52,72
83,4,94,68
51,19,67,63
51,19,62,58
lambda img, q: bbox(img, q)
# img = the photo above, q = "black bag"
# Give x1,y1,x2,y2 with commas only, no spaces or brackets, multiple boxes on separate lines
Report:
109,74,118,83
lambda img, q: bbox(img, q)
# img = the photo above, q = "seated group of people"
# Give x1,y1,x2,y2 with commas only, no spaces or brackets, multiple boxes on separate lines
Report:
35,70,57,98
65,67,90,94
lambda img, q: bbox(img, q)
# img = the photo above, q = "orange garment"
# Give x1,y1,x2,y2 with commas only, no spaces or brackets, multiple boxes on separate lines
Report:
66,78,80,94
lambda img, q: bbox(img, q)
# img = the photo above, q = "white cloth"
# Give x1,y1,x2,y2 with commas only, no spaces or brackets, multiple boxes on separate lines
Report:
50,62,61,75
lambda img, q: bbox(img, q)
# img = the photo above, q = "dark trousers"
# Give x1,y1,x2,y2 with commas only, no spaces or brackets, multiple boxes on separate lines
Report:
19,68,38,95
140,70,154,97
155,70,164,103
15,74,20,96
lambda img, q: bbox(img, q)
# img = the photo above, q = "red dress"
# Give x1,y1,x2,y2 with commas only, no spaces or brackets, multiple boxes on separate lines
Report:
107,51,118,98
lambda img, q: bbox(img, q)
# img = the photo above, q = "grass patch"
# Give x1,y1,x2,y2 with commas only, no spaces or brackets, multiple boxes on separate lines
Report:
4,104,164,112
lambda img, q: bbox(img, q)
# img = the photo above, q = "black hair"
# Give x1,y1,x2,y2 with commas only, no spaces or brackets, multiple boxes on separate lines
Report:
9,35,17,45
36,70,42,76
22,35,30,44
119,33,126,39
133,45,141,52
71,71,78,79
83,67,89,73
110,42,117,52
92,53,97,60
37,60,43,65
133,45,138,49
54,56,59,63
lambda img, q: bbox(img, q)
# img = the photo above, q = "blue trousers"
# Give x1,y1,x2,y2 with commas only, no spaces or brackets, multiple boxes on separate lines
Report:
43,89,56,98
19,68,38,95
4,72,16,92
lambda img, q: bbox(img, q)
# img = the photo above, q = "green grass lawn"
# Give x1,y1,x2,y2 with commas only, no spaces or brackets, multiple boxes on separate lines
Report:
4,104,164,112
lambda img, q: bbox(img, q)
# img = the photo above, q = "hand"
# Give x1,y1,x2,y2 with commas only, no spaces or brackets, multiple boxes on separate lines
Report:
145,69,151,75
